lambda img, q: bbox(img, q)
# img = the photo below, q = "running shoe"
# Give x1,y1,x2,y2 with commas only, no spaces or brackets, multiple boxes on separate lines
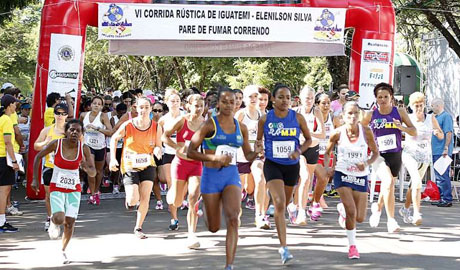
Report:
337,202,346,229
6,205,23,216
187,235,200,249
44,218,50,232
245,198,255,210
278,246,294,265
409,213,423,226
295,210,307,226
262,215,271,229
348,245,360,259
125,201,139,211
399,206,411,224
0,222,19,233
180,200,189,210
88,195,96,205
310,202,323,221
241,190,247,202
12,201,20,208
102,177,111,187
287,203,298,225
48,220,60,239
194,198,203,217
134,228,148,239
169,219,179,231
224,265,234,270
95,193,101,205
387,218,400,233
155,200,164,210
266,204,275,217
62,251,70,264
369,202,381,228
307,192,313,204
112,185,120,194
328,189,340,198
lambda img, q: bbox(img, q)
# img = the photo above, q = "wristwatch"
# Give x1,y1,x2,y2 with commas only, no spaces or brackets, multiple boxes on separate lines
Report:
12,160,17,164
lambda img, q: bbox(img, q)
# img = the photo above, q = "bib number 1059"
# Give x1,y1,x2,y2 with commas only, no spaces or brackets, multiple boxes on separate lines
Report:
272,141,295,158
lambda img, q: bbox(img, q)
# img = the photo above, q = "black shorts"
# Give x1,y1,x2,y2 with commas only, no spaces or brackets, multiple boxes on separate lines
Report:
161,153,175,165
116,148,122,164
42,167,53,186
302,144,320,165
123,166,156,185
90,147,106,162
106,147,110,153
0,157,15,186
263,158,300,187
237,162,252,174
380,151,402,177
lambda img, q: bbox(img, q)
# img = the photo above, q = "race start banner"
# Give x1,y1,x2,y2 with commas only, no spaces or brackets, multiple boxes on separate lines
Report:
98,3,346,44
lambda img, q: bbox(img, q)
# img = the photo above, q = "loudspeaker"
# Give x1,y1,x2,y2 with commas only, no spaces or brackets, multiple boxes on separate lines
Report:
394,66,417,95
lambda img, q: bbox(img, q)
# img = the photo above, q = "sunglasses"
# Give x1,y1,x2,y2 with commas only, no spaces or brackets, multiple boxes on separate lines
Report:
55,112,68,116
152,109,163,113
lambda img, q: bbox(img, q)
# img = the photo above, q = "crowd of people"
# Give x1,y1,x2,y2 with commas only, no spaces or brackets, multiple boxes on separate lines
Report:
0,81,457,269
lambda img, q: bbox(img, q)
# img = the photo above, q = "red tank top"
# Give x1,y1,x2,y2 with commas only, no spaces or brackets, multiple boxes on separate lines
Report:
50,139,84,193
176,119,196,143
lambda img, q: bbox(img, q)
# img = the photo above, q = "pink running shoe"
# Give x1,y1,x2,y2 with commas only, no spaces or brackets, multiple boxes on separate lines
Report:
310,203,323,221
88,195,96,205
348,245,360,259
195,198,204,217
95,193,101,205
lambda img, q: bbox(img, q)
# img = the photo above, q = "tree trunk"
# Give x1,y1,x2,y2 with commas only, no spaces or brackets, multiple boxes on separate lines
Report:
326,56,349,89
172,57,186,91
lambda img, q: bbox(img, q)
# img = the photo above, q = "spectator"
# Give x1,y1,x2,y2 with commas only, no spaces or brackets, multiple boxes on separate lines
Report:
330,84,349,116
431,98,454,207
0,83,14,99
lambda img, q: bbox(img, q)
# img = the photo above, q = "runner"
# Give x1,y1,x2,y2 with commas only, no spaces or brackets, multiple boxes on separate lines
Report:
34,104,68,231
31,119,96,263
110,97,162,239
235,85,259,211
324,101,379,259
109,103,128,194
361,83,416,233
79,96,112,205
233,89,244,114
258,87,270,116
157,88,183,230
0,94,20,232
309,93,341,221
399,92,443,225
291,86,325,225
151,102,165,210
257,83,312,264
187,88,262,270
162,94,205,249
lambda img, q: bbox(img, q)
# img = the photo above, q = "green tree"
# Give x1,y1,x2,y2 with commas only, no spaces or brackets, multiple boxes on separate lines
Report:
0,0,38,24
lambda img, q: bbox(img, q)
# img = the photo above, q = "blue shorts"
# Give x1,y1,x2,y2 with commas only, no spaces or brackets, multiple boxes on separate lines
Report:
333,171,368,193
201,165,241,194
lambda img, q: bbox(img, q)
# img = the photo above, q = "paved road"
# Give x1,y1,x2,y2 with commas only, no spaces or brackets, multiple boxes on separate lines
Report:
1,188,459,269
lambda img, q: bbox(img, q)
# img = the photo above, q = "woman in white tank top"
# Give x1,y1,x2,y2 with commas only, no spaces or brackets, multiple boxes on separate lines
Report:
324,101,379,259
79,96,112,205
400,92,444,226
289,86,325,226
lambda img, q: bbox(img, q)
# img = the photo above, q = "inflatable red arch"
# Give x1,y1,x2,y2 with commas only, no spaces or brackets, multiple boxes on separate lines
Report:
27,0,395,199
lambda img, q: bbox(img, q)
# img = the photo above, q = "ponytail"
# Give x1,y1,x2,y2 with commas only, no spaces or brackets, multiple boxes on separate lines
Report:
0,106,5,117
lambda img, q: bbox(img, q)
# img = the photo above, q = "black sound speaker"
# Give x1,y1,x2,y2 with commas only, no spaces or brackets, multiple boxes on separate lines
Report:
394,66,417,95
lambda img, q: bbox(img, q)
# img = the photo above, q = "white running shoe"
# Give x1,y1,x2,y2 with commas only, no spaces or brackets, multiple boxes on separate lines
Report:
387,218,401,233
187,235,200,249
44,219,50,232
295,210,307,226
369,202,381,228
6,205,23,216
399,206,411,224
48,220,60,240
62,251,70,264
337,203,346,229
410,213,423,226
112,185,120,194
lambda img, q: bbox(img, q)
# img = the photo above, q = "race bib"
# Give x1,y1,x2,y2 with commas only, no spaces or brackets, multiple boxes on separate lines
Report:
377,134,397,152
215,145,237,165
55,170,79,190
272,141,295,159
319,142,327,155
126,153,152,169
417,142,429,150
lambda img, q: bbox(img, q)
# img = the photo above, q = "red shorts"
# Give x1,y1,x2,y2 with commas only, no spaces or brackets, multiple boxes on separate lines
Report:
318,153,334,167
171,156,203,181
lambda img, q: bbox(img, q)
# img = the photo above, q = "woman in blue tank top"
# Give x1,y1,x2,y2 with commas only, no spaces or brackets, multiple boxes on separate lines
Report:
187,88,262,270
256,83,312,265
361,82,416,233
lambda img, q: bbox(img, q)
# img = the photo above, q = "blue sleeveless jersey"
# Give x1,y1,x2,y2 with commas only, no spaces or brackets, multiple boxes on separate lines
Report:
264,109,300,165
202,115,244,150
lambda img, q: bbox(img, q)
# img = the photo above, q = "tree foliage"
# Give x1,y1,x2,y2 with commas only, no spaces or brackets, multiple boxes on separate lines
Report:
0,0,38,25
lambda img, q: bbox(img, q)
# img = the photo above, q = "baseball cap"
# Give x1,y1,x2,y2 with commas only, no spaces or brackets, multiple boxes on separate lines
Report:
20,103,31,109
243,85,259,99
1,82,14,90
1,94,19,108
144,90,153,96
54,103,69,114
346,91,360,99
113,90,122,98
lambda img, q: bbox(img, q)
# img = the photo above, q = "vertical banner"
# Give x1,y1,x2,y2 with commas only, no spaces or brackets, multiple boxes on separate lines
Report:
358,39,392,109
47,34,82,108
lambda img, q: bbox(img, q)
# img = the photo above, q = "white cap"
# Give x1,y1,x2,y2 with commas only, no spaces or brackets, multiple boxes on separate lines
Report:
243,85,259,99
1,82,14,90
113,90,122,98
144,90,153,96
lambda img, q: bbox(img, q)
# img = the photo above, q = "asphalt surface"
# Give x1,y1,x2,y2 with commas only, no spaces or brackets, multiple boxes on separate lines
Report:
1,187,459,270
